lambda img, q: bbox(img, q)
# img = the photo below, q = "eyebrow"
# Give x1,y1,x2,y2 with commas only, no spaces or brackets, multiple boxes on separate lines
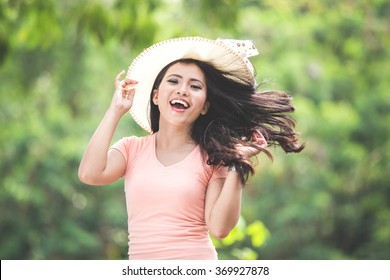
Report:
167,74,205,87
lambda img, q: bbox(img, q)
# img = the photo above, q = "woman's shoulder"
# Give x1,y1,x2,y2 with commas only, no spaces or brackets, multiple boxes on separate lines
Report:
111,134,153,154
195,148,228,180
120,134,154,149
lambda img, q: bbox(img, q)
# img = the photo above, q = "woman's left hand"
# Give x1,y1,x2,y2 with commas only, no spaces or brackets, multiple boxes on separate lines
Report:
235,130,267,159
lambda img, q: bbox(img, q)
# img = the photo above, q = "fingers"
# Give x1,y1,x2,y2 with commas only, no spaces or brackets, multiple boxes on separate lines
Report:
252,131,267,148
235,143,261,159
114,70,138,100
121,79,138,91
235,131,268,159
115,70,125,86
122,80,138,100
115,70,138,87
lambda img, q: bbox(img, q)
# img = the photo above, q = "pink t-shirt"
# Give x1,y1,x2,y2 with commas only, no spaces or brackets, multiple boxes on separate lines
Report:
111,133,227,260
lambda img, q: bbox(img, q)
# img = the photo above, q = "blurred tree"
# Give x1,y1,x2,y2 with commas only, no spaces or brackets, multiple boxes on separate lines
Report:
0,0,159,259
229,0,390,260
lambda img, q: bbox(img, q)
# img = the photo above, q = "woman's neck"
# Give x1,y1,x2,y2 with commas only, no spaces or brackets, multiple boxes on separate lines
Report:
155,123,195,152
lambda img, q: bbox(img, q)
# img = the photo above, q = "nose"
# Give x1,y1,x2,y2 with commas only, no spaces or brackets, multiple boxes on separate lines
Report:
176,88,189,96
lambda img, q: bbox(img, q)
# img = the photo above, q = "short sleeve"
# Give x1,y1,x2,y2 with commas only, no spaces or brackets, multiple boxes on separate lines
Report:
209,164,228,183
110,137,130,163
110,135,147,166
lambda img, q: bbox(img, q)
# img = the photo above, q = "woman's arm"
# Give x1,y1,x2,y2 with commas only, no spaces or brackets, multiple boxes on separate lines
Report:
78,71,137,186
205,131,267,239
205,171,243,239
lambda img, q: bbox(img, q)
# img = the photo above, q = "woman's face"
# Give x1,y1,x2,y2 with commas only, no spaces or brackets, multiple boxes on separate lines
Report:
152,62,210,129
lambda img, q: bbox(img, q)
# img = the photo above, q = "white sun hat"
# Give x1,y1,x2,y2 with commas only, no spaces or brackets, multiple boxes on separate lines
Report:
126,36,259,133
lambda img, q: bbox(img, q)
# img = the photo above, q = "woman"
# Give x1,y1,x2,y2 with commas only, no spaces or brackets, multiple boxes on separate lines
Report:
78,37,304,260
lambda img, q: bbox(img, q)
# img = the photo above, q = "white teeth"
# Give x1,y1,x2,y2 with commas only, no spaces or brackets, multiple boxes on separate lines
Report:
170,99,190,108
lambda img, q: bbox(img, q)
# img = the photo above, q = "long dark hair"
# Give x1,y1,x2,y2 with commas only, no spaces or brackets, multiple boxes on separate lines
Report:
150,58,304,183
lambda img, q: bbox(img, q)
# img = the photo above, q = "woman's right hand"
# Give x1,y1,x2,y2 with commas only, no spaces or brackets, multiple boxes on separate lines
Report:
109,70,138,116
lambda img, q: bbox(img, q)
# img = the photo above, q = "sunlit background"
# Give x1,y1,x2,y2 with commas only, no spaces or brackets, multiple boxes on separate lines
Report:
1,0,389,260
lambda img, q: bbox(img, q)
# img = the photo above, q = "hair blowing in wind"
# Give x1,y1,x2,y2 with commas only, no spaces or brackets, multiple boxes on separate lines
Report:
150,59,305,184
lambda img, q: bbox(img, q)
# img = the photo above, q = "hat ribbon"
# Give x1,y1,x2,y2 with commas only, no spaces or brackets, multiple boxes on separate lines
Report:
217,39,259,58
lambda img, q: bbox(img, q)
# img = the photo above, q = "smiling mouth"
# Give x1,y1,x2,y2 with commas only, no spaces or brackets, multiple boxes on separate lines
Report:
170,99,190,110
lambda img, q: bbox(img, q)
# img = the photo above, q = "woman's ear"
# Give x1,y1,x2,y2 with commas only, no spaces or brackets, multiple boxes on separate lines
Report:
152,89,158,105
200,101,210,115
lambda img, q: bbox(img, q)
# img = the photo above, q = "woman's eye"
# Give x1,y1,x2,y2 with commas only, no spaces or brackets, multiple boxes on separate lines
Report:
167,79,178,84
191,84,202,90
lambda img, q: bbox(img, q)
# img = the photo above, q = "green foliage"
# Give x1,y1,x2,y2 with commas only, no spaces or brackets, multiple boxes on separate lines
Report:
212,217,270,260
1,0,389,260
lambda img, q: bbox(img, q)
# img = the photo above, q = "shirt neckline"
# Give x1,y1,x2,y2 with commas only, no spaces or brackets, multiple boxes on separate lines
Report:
152,133,199,169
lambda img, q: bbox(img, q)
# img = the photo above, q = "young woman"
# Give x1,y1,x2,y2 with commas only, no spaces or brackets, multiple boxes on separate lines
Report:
78,37,304,260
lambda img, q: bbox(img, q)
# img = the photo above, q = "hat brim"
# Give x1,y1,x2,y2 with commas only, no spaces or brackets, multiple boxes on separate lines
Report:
126,37,253,133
